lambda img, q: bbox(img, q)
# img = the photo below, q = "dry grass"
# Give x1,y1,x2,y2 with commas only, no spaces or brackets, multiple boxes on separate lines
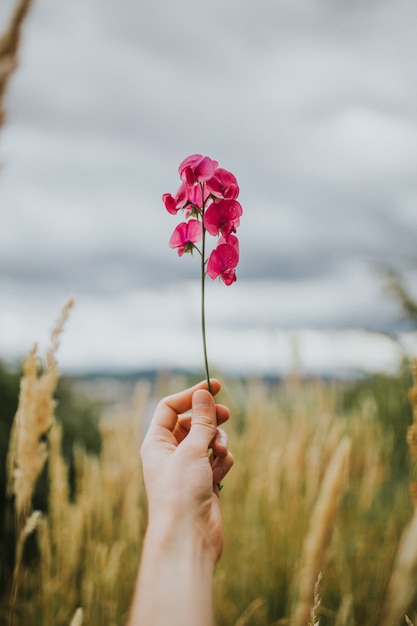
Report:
0,0,33,130
381,359,417,626
7,299,74,528
1,3,416,624
5,300,74,625
214,377,414,625
4,300,146,625
291,437,351,626
1,311,416,625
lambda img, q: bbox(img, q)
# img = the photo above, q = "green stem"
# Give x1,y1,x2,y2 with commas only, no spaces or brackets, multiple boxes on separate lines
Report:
201,186,211,394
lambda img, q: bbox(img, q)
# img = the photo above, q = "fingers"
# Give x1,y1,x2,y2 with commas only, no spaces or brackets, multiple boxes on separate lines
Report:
212,450,234,486
173,403,230,444
150,379,222,432
185,389,217,451
211,427,228,458
147,381,234,491
210,428,234,486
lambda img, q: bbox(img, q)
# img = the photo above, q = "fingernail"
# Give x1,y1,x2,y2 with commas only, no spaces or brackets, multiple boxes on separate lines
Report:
217,431,227,446
193,389,211,406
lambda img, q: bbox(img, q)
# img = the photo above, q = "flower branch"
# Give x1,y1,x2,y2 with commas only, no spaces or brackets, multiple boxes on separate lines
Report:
163,154,243,389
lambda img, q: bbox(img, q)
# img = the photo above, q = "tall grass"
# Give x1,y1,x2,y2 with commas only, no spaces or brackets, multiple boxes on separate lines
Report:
214,377,414,625
1,303,416,625
1,3,416,624
0,0,33,130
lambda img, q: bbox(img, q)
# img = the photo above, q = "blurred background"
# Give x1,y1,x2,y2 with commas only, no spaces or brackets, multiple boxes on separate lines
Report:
0,0,416,378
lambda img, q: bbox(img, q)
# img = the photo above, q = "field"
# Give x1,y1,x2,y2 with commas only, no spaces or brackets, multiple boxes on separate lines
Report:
1,305,417,626
2,2,417,625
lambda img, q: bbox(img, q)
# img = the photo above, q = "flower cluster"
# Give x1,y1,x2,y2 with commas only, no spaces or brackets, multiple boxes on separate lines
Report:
163,154,243,285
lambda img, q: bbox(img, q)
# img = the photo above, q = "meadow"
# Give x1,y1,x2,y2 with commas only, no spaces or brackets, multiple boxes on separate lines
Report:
1,4,417,624
1,302,417,626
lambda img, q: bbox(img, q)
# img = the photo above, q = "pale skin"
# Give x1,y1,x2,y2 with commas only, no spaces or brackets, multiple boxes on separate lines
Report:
128,379,234,626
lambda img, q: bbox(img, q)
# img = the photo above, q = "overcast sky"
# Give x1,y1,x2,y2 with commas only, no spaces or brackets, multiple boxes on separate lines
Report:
0,0,416,376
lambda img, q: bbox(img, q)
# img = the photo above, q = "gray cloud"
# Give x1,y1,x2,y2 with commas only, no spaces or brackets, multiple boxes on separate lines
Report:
1,0,416,372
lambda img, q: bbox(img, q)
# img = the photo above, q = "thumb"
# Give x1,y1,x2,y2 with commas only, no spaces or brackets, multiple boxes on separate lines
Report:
186,389,217,452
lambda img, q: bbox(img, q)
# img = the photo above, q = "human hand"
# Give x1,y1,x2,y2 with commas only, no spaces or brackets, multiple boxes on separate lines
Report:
140,379,234,565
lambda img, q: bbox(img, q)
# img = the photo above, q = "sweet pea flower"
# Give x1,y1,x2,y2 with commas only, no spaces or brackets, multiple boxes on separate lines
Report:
206,167,239,200
164,154,242,389
206,235,239,285
162,181,188,214
163,180,211,216
169,220,202,256
179,154,218,185
203,199,242,239
185,182,211,215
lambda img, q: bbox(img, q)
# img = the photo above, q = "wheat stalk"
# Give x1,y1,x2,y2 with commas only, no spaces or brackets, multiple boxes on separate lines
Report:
9,510,42,626
69,608,83,626
381,509,417,626
381,360,417,626
291,436,351,626
6,300,73,625
0,0,33,129
309,572,322,626
407,359,417,505
6,299,74,527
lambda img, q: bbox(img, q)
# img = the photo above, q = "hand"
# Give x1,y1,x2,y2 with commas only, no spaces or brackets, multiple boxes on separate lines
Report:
140,378,234,564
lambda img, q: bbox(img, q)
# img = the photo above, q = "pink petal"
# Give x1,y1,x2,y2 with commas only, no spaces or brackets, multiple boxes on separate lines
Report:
163,193,178,215
219,234,239,254
169,220,202,256
220,269,237,285
187,183,209,211
203,199,242,236
186,219,203,243
162,182,188,214
175,182,189,209
193,156,217,182
206,168,239,200
206,250,222,279
179,154,218,184
207,241,239,280
178,154,203,175
169,222,189,254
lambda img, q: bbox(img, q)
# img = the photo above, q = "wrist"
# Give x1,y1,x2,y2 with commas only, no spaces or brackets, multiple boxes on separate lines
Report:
144,514,217,571
131,519,215,626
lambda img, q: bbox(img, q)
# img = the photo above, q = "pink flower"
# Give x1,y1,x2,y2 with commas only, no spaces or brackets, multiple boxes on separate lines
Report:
203,199,243,239
163,180,211,216
206,167,239,200
206,235,239,285
184,182,210,215
179,154,218,185
169,220,202,256
162,181,188,214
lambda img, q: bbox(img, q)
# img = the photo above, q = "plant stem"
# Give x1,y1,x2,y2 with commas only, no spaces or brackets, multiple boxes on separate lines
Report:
201,186,211,394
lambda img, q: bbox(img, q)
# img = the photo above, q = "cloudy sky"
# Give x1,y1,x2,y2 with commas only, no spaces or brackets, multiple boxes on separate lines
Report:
0,0,416,377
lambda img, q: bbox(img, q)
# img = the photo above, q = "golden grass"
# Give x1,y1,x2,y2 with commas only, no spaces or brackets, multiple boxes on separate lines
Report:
213,378,414,625
407,359,417,505
381,359,417,626
0,0,33,130
5,300,74,625
2,312,417,625
291,437,351,626
7,299,73,528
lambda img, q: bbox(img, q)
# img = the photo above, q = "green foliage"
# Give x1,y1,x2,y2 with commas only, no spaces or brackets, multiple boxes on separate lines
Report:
0,360,104,593
0,360,20,484
339,362,413,478
381,266,417,329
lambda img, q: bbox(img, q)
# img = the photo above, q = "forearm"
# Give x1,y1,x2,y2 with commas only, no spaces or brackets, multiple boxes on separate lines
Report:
128,522,216,626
